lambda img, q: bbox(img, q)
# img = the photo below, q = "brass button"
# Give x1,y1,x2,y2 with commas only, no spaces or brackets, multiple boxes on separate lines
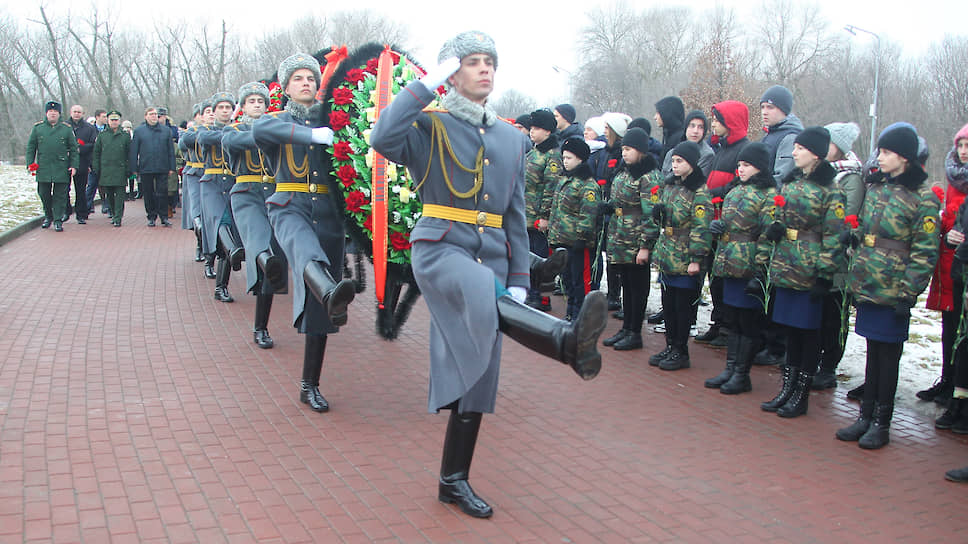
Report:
309,183,317,192
312,171,318,176
476,211,487,226
477,258,482,263
484,158,490,166
309,145,314,150
264,186,269,190
262,175,269,182
313,220,318,224
479,128,485,135
305,120,310,125
312,197,317,201
483,194,489,201
478,227,484,233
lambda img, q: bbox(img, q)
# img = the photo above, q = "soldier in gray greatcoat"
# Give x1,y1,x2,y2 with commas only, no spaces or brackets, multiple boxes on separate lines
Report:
370,31,607,519
252,53,356,414
179,101,216,270
224,81,289,349
196,92,246,302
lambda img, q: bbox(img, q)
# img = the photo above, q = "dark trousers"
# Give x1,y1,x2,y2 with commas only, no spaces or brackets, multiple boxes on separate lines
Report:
663,283,698,349
564,245,594,318
863,340,903,405
103,186,125,223
818,291,849,373
37,182,69,221
140,173,168,220
68,167,89,219
527,228,549,299
618,263,649,334
785,326,821,375
85,169,101,211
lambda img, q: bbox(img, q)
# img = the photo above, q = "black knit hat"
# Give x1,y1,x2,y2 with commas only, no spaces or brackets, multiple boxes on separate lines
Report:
794,126,831,161
878,125,919,164
530,109,556,132
622,127,650,154
628,117,652,136
683,110,708,140
555,104,576,124
737,142,772,174
514,114,532,130
561,137,590,162
671,141,701,171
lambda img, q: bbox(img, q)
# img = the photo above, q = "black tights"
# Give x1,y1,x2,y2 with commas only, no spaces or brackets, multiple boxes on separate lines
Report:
663,285,698,349
618,263,650,334
785,326,821,375
862,339,903,406
726,305,760,337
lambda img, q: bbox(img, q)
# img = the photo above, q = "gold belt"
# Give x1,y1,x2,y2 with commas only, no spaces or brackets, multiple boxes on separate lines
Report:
422,204,503,228
187,161,204,168
276,182,328,194
236,175,275,184
204,168,231,175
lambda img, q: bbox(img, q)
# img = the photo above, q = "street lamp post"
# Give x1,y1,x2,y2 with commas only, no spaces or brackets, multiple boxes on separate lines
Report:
845,24,881,156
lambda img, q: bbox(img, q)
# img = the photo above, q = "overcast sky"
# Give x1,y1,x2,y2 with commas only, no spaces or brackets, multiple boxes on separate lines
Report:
7,0,967,104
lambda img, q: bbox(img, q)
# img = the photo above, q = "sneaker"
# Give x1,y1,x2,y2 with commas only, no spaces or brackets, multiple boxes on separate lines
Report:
147,219,156,227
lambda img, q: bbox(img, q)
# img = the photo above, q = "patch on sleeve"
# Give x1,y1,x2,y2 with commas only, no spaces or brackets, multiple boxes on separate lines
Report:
768,205,777,218
834,202,845,219
548,162,559,174
923,216,937,233
694,205,706,219
585,191,597,202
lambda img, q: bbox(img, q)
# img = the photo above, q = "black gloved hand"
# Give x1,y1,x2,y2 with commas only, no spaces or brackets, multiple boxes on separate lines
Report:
810,277,833,301
894,300,913,319
597,201,615,216
764,221,785,243
838,230,859,248
708,219,726,236
573,239,586,251
652,203,666,224
745,273,767,297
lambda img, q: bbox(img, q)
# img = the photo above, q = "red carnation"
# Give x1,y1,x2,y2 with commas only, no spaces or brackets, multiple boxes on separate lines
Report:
28,162,38,172
329,110,350,131
932,186,945,202
77,139,85,146
332,141,353,161
607,159,617,168
363,214,373,232
268,81,281,91
390,231,411,251
774,195,787,207
365,58,380,75
345,69,366,85
844,214,859,229
436,85,447,95
332,88,354,106
711,196,723,205
345,190,368,213
336,164,358,187
597,179,607,186
650,185,659,195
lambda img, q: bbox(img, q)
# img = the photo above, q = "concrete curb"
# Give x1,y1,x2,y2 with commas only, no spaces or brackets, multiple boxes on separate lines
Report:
0,215,44,248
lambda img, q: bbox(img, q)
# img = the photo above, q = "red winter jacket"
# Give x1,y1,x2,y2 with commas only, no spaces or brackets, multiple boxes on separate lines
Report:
927,124,968,311
706,100,750,194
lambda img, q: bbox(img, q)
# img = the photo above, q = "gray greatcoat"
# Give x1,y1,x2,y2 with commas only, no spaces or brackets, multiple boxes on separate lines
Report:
252,105,345,335
370,81,531,414
196,122,239,253
178,127,202,231
223,120,289,295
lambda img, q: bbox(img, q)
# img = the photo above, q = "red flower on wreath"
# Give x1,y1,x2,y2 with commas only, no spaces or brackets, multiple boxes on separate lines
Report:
365,58,380,75
336,164,358,187
345,190,368,213
844,214,859,229
345,68,366,85
390,231,411,251
607,159,617,168
774,195,787,207
332,88,354,106
711,196,723,205
329,110,351,131
332,141,352,161
363,214,373,232
268,81,281,91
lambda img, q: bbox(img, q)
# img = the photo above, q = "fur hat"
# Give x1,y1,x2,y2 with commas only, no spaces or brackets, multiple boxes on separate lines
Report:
438,31,498,68
45,100,62,113
622,127,650,154
671,140,701,171
514,114,532,130
737,142,772,174
277,53,322,91
237,81,270,104
561,137,590,162
156,106,169,116
584,116,606,138
530,109,556,132
878,125,919,164
191,103,201,117
555,104,576,124
210,91,236,108
628,117,652,136
825,122,860,155
199,98,214,113
794,126,831,161
602,112,631,138
760,85,793,115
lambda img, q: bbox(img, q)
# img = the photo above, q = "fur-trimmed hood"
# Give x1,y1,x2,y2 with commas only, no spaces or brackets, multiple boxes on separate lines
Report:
783,160,836,187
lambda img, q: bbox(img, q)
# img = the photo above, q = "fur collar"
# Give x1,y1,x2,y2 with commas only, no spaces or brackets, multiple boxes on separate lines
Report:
878,164,929,191
535,133,559,153
666,168,706,191
627,153,658,179
441,90,498,128
564,163,593,180
239,114,258,126
746,171,776,190
784,161,835,187
284,101,324,124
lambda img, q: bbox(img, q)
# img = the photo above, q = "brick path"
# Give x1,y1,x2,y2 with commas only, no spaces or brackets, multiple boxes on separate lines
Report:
0,215,965,543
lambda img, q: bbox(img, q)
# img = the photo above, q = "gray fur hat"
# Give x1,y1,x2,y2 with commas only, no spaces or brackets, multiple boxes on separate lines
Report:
237,81,270,104
438,31,498,68
199,98,214,113
210,91,236,108
278,53,322,90
191,103,201,117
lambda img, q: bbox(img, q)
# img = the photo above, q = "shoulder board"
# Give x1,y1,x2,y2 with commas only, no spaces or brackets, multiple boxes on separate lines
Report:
229,123,241,130
266,111,282,118
422,107,448,113
61,122,72,128
34,120,43,126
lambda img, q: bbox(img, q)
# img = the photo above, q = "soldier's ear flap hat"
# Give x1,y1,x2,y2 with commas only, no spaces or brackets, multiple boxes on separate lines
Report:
878,125,919,164
277,53,323,91
210,92,236,108
529,109,556,132
737,142,772,174
199,98,214,113
191,103,201,117
561,137,591,162
438,30,498,68
45,100,62,113
671,140,701,171
794,126,831,161
237,82,270,104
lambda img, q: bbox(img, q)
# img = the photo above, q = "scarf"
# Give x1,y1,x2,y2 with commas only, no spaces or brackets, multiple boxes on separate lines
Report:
441,90,498,128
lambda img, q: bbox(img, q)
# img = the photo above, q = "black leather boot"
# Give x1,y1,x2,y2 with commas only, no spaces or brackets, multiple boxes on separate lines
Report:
299,335,329,412
204,254,216,279
858,403,892,449
529,248,568,292
304,261,355,327
438,409,492,518
257,250,287,293
761,365,796,412
253,294,274,349
705,332,739,388
720,335,755,395
777,369,812,418
613,330,643,351
602,329,629,347
658,344,690,371
193,218,204,262
606,264,621,310
214,256,234,302
846,383,865,401
497,291,607,380
836,399,874,441
218,224,245,271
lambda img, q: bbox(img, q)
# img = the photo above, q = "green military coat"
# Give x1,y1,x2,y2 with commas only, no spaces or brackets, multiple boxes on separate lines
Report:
25,120,79,184
548,163,601,247
651,169,713,275
525,136,562,226
712,172,777,279
606,157,662,264
92,128,131,187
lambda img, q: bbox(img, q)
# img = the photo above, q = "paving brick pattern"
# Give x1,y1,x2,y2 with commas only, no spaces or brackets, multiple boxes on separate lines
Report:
0,216,965,543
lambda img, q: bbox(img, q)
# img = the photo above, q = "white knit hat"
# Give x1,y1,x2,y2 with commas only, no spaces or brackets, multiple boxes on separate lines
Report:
584,116,607,138
601,112,631,138
825,122,860,155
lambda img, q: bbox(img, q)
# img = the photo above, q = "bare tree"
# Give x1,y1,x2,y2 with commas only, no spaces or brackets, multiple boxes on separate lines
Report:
754,0,837,85
491,89,538,120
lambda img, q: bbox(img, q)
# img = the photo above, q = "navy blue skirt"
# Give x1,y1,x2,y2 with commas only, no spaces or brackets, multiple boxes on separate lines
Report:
723,277,761,309
855,302,910,343
772,286,822,330
662,273,700,290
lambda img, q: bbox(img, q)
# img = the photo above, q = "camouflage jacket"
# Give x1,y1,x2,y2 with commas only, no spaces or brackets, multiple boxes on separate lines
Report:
525,135,562,225
549,164,602,247
606,156,662,264
712,172,778,279
651,169,713,275
768,162,846,290
846,167,940,306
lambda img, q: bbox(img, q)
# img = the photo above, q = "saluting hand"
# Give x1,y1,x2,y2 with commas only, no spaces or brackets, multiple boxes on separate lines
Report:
421,57,461,91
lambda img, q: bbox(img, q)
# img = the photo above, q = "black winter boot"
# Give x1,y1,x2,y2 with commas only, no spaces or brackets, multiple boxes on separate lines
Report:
218,224,245,271
204,253,216,279
705,332,738,388
304,261,355,326
606,264,621,310
720,335,755,395
694,325,721,344
613,331,643,351
253,294,274,349
836,399,874,441
659,345,690,371
299,335,329,412
497,291,607,380
214,256,234,302
936,397,963,430
952,398,968,434
846,383,865,401
858,403,892,449
649,345,674,367
438,409,492,518
603,329,629,347
945,465,968,483
193,219,204,262
257,250,287,293
761,365,796,412
530,249,568,292
777,370,812,418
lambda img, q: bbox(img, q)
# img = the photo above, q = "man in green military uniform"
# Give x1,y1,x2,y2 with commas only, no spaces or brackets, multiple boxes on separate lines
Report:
92,110,131,227
26,101,79,231
525,108,563,310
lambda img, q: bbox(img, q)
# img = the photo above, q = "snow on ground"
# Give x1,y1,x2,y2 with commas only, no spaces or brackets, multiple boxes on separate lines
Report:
0,165,43,231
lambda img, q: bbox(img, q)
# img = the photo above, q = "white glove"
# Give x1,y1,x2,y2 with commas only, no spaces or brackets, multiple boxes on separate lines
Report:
508,286,527,303
420,57,461,91
311,127,334,145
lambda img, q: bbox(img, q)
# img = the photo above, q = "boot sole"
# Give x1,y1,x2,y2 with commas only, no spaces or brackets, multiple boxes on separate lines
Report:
570,292,607,380
438,494,494,518
328,280,356,327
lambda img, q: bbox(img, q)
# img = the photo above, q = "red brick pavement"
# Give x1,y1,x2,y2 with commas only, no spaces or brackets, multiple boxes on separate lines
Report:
0,215,965,543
